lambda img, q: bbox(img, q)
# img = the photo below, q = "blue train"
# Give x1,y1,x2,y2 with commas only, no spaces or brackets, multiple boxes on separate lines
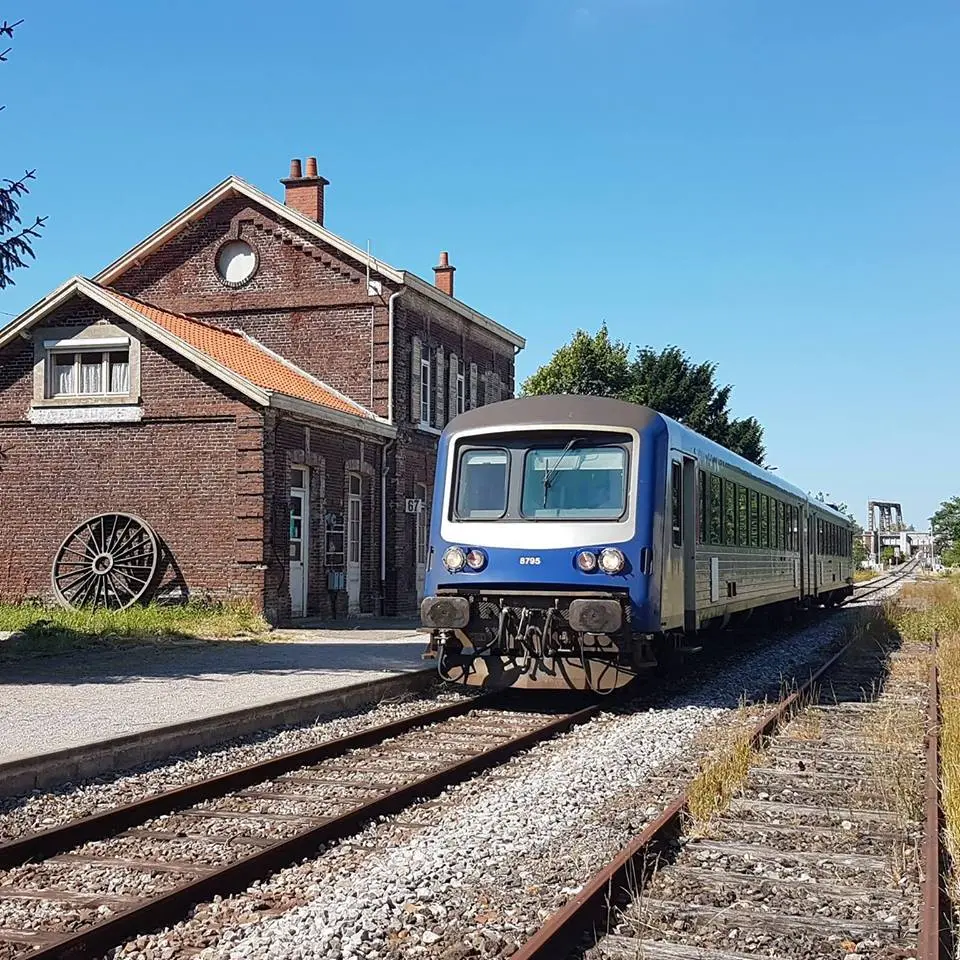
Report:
420,395,855,691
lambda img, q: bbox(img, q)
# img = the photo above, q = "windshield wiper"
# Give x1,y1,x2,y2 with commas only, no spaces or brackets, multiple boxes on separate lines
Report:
541,438,580,507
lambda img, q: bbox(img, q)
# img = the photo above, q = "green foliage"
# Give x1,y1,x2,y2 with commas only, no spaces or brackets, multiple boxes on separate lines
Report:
933,497,960,556
943,544,960,568
521,325,766,465
881,546,896,564
520,326,631,398
853,536,868,566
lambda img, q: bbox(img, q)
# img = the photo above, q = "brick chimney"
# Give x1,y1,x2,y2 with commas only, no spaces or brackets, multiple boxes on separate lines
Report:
433,251,456,298
281,157,329,225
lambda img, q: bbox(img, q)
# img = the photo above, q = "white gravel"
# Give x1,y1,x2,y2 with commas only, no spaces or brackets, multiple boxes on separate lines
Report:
113,613,858,960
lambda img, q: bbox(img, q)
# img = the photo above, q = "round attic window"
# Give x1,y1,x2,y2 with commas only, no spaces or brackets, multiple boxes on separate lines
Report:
216,240,258,287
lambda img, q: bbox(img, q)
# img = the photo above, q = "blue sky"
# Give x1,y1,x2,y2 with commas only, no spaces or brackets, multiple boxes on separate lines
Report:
3,0,957,527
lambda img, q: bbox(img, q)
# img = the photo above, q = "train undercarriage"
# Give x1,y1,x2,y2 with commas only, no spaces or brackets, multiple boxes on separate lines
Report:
421,589,656,692
422,583,855,692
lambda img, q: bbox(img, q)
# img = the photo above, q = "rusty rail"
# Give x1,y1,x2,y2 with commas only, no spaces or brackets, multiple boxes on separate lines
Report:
0,693,489,870
512,639,853,960
9,697,602,960
919,633,951,960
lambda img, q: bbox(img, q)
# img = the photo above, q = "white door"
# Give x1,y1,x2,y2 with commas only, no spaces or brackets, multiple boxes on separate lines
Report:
346,473,362,613
415,482,429,601
289,467,309,617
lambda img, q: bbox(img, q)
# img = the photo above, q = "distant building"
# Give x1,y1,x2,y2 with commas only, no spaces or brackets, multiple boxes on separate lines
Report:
0,158,524,620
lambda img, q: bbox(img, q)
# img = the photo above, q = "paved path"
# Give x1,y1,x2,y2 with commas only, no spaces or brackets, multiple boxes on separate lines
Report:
0,621,426,763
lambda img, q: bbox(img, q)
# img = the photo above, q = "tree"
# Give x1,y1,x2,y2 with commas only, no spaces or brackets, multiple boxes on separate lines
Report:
1,17,45,290
520,325,631,398
521,325,766,465
932,497,960,557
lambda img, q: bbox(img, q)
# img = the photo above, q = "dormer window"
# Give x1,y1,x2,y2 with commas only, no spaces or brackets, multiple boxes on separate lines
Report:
31,325,141,424
49,347,130,398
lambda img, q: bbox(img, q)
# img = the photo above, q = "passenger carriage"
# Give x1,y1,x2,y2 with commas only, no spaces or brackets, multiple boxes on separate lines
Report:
420,396,855,691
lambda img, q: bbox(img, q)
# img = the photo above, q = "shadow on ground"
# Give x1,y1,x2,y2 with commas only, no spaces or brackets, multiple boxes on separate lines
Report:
0,636,427,686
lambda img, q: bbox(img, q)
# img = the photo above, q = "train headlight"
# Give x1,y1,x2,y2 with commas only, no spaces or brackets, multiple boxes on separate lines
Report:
576,550,598,573
443,546,466,572
465,548,487,571
598,547,626,574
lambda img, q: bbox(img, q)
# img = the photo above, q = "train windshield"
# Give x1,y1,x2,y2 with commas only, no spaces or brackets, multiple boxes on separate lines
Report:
520,444,627,519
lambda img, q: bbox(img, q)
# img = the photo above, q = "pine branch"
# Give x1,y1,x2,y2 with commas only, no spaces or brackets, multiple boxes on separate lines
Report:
0,20,46,287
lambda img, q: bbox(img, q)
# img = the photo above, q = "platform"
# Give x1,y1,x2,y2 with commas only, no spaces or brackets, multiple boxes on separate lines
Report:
0,618,429,781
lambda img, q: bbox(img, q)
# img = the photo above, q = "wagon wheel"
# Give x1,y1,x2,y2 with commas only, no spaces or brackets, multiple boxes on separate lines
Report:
52,513,159,610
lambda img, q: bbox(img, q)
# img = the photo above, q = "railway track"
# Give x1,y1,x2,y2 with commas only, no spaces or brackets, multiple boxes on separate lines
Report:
0,693,603,960
514,586,942,960
846,557,920,604
0,566,924,959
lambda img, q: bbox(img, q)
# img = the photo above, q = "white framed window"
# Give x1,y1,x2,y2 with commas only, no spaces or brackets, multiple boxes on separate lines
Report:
456,368,465,415
48,347,130,399
420,354,432,426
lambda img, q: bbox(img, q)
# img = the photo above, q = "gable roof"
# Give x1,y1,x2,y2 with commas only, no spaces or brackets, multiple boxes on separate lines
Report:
93,175,526,350
0,277,395,438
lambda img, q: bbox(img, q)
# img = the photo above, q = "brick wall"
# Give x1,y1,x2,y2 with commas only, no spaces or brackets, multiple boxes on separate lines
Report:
263,414,385,620
0,299,265,607
73,188,521,617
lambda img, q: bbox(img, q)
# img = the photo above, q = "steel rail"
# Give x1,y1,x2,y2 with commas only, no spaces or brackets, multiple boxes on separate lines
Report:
919,635,951,960
846,556,919,604
511,639,854,960
12,701,602,960
0,693,495,871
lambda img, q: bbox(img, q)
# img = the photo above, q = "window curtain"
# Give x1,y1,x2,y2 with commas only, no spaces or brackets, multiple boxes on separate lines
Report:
110,354,130,393
79,355,102,394
55,357,75,395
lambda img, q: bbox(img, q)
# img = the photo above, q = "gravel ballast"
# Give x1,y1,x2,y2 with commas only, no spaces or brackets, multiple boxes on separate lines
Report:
97,612,863,960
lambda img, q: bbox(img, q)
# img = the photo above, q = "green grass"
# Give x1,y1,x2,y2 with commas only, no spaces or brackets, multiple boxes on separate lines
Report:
0,600,271,660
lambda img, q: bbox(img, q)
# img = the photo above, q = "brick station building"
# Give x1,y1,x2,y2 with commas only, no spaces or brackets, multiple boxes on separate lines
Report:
0,158,525,620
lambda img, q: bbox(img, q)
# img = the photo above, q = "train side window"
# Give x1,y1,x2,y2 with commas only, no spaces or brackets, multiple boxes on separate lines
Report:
697,470,707,544
723,479,736,545
759,494,769,547
792,506,799,551
709,474,722,545
776,501,785,550
671,462,682,547
749,490,759,546
817,519,824,554
737,485,748,546
772,500,779,549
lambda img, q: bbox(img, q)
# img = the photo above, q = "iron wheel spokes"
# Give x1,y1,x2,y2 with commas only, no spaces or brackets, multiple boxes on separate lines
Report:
52,514,159,610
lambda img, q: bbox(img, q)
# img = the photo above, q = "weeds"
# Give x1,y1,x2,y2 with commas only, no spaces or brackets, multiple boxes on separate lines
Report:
884,577,960,899
0,600,270,660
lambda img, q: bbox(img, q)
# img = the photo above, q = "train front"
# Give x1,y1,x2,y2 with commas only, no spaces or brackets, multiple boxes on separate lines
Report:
420,397,657,692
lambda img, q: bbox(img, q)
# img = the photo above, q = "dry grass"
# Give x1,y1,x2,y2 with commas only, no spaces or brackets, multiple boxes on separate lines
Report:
854,568,880,583
686,733,758,826
886,578,960,897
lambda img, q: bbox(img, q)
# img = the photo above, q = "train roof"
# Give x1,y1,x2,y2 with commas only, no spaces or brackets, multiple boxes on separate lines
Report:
448,394,658,433
447,395,853,524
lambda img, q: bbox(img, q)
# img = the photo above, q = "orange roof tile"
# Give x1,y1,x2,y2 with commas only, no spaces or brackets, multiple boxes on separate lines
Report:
99,286,374,419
